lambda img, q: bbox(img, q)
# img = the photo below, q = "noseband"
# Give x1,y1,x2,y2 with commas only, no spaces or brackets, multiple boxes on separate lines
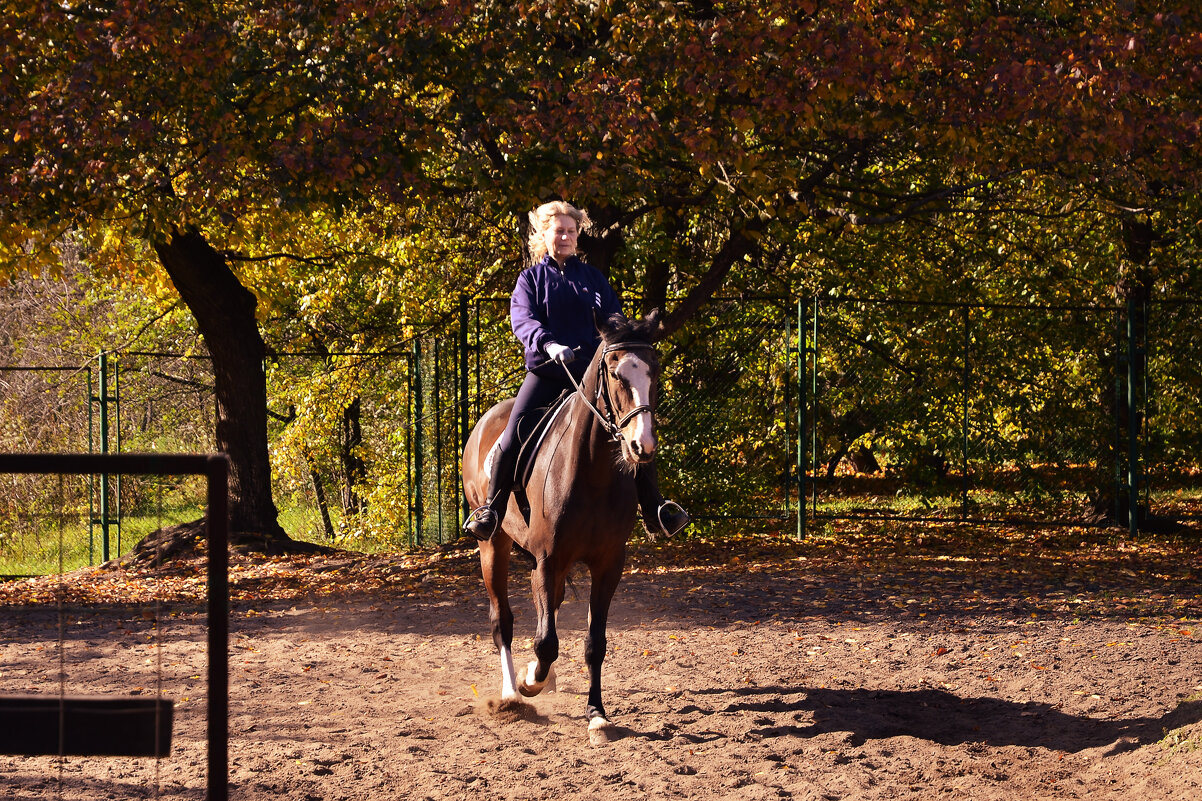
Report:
562,341,658,445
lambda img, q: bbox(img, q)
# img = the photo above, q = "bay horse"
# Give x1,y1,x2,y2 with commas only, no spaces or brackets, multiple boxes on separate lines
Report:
461,310,663,741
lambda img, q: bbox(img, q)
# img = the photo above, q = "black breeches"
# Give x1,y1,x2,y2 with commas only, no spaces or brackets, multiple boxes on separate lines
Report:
488,371,574,504
496,371,574,455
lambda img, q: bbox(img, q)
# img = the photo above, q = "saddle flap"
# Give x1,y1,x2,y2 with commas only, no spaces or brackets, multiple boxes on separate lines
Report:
485,390,573,495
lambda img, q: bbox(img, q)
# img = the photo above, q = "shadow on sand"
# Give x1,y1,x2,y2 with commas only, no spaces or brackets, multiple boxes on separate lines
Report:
683,685,1202,756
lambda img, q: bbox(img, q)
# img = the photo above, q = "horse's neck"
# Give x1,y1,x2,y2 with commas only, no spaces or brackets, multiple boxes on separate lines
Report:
565,361,622,481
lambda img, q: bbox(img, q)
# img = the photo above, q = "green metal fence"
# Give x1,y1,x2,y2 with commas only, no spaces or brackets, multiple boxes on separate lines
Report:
799,297,1201,535
655,298,796,527
462,296,798,532
4,296,1198,576
1144,299,1202,523
0,361,133,571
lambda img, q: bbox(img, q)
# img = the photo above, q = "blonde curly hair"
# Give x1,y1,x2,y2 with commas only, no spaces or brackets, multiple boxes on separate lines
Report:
527,201,592,261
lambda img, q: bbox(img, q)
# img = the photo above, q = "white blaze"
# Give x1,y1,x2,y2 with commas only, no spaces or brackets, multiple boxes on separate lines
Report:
616,355,656,457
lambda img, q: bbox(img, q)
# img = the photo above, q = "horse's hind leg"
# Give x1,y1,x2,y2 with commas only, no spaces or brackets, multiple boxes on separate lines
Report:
480,541,519,698
519,557,562,697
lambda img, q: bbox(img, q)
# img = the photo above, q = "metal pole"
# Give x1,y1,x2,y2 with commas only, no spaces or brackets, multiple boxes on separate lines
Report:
810,298,819,531
1127,297,1139,537
434,339,444,544
206,455,230,801
1141,298,1151,520
405,352,414,548
98,353,110,563
87,366,95,565
962,305,970,520
783,309,792,524
114,359,122,555
1114,310,1124,527
459,294,470,527
796,298,805,541
412,340,424,547
474,305,482,424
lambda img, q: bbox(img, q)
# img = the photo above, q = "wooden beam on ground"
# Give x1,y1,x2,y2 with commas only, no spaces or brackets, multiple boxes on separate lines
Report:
0,695,173,758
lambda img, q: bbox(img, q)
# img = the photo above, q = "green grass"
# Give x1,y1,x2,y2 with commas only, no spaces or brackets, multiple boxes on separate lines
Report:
1158,692,1202,761
0,523,94,577
278,502,339,548
0,498,407,578
0,502,205,577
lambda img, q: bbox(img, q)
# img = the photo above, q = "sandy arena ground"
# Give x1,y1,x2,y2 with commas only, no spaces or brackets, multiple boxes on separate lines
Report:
2,526,1201,799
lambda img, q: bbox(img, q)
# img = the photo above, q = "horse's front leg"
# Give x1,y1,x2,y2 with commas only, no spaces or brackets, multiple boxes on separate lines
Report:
479,540,519,699
584,560,624,740
519,556,562,697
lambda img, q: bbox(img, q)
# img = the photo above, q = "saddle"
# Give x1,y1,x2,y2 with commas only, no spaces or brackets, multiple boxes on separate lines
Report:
485,390,574,523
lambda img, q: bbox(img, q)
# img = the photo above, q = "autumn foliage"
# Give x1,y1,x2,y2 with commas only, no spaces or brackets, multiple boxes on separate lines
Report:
1,1,1200,548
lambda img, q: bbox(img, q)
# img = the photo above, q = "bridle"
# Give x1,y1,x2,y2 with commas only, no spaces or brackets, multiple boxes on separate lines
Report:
562,341,659,445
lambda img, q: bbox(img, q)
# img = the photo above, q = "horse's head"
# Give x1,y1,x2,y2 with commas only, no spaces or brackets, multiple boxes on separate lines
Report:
595,310,664,466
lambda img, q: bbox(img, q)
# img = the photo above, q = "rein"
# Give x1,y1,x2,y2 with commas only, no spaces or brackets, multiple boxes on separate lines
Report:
561,341,657,444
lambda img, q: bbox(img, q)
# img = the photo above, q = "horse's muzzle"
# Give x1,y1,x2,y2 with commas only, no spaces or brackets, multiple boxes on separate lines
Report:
624,434,657,464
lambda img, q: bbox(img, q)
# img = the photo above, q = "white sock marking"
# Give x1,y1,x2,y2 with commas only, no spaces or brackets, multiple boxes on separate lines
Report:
500,644,518,699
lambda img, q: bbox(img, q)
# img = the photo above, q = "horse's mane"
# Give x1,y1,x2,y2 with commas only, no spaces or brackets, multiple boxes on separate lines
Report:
599,310,662,346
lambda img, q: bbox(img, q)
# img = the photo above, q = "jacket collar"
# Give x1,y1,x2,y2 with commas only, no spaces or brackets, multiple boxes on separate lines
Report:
541,253,583,272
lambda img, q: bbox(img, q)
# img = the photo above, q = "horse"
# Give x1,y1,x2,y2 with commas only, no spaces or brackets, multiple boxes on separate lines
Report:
461,310,664,741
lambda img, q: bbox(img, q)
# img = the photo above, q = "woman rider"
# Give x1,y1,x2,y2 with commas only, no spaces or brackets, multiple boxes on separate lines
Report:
463,200,690,542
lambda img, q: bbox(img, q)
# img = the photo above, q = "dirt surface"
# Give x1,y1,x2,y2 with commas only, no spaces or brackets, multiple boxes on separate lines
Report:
2,524,1202,800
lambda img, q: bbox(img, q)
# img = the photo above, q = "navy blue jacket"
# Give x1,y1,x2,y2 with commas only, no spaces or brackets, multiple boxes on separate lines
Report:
511,254,622,377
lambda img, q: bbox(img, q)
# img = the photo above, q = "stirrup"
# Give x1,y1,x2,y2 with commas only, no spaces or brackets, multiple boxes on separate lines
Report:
463,505,499,541
657,500,690,538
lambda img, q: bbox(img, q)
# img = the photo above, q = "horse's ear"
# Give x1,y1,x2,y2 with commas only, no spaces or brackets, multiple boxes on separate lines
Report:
644,307,666,342
594,308,626,335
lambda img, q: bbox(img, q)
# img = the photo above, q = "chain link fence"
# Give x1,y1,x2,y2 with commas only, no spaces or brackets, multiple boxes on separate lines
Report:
2,363,117,573
463,296,798,533
1145,300,1202,522
5,297,1199,576
801,298,1202,531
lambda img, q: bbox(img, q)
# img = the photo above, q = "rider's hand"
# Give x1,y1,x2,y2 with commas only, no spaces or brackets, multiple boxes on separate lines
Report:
545,342,575,364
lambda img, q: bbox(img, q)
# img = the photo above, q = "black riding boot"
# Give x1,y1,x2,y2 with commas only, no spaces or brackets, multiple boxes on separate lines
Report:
464,438,519,541
634,461,690,539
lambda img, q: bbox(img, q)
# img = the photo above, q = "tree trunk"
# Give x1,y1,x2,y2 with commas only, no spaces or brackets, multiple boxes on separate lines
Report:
639,210,681,318
309,463,336,541
341,396,365,516
153,230,291,547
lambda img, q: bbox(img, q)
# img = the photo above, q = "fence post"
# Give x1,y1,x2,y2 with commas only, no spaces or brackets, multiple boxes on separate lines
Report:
1126,297,1140,537
1114,310,1124,526
434,339,444,544
962,304,970,520
114,358,122,555
412,339,424,547
796,298,804,540
87,365,95,564
88,353,125,562
459,294,470,527
97,353,111,562
205,454,230,801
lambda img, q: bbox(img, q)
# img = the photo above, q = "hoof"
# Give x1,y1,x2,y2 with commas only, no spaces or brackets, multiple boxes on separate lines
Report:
588,716,620,747
519,661,556,697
